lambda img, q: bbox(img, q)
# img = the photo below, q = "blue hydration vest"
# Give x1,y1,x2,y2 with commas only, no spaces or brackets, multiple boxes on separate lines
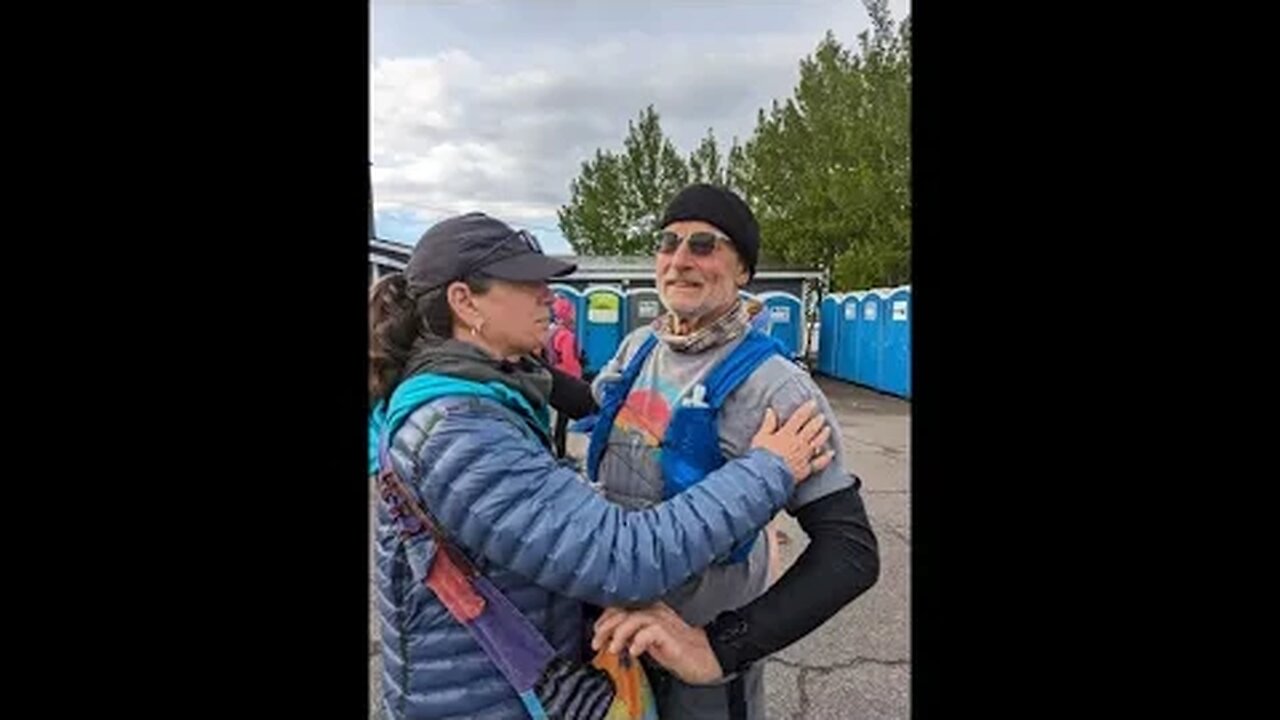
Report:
587,329,785,564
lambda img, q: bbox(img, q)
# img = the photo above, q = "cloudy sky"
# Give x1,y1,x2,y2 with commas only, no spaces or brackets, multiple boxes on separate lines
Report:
371,0,911,254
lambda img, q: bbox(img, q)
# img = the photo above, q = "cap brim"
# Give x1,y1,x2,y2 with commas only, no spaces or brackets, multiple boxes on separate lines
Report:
480,253,576,282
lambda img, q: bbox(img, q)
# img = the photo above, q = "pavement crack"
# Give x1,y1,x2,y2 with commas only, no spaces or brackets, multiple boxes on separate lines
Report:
795,666,813,720
768,655,911,673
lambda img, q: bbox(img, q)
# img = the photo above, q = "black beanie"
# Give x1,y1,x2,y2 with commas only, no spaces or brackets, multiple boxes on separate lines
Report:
659,184,761,278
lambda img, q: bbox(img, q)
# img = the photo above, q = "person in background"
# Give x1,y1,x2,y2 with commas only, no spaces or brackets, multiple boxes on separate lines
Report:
544,295,584,457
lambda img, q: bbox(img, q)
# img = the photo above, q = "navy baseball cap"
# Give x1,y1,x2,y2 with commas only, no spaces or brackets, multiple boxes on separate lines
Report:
404,212,575,298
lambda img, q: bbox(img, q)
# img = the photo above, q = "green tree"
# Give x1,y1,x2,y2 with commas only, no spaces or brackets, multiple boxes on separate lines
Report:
559,0,910,282
736,0,911,290
619,106,690,244
556,149,629,256
725,136,753,200
688,128,726,186
559,105,690,255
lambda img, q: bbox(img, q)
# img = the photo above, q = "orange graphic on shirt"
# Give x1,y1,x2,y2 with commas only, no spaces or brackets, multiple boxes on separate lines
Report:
613,388,673,448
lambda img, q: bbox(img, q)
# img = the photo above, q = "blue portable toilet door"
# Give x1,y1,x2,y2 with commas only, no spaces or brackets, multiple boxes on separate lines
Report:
818,295,839,375
815,298,829,373
856,293,883,388
869,290,894,391
883,288,911,397
582,286,625,375
825,295,843,376
901,289,912,397
903,298,911,397
770,301,796,357
837,294,860,382
758,292,802,359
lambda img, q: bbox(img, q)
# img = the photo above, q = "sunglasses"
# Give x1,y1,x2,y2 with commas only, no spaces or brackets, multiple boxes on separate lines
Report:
655,230,730,256
469,229,543,270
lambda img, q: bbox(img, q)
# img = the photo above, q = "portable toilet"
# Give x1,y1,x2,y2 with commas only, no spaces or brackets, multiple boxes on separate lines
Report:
855,291,885,389
582,286,626,375
818,294,843,376
758,291,804,359
737,290,770,334
836,293,862,382
626,288,665,335
881,286,911,398
549,284,586,350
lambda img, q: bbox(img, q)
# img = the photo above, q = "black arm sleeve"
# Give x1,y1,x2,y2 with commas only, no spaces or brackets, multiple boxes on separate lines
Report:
704,484,880,674
548,365,599,419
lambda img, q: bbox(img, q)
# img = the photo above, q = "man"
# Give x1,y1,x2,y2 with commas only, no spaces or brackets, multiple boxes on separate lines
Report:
586,184,880,719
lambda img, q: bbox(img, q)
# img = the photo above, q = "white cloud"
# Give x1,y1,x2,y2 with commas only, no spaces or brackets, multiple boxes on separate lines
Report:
370,1,912,247
372,34,818,222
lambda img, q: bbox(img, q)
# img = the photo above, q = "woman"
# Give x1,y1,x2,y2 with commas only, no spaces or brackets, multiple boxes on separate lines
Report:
369,212,833,720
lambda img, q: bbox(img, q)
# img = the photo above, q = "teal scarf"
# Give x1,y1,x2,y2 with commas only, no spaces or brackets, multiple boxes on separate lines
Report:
369,372,551,475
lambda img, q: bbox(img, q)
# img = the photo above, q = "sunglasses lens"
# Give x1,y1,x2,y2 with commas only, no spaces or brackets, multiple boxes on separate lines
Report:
687,232,720,255
656,231,724,255
656,231,681,253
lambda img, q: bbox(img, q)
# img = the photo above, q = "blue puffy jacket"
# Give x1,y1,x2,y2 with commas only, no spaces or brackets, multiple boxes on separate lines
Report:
373,374,796,719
